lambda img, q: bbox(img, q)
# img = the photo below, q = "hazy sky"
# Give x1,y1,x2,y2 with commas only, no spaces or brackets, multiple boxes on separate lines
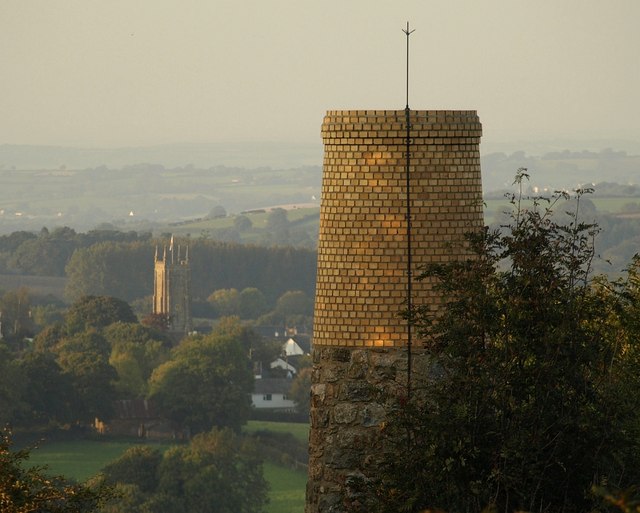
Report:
2,1,639,152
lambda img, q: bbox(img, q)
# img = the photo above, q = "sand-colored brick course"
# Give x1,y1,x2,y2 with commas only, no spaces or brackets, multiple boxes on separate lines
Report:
313,110,483,348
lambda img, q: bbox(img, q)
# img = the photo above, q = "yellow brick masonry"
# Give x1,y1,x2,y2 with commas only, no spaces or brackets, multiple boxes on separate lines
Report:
313,110,483,348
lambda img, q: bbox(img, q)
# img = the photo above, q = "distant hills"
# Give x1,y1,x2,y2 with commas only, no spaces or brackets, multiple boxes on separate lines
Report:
0,142,322,171
0,142,638,236
481,148,640,192
2,142,638,191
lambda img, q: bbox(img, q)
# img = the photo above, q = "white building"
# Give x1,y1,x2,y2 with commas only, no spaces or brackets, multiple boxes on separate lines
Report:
251,378,295,410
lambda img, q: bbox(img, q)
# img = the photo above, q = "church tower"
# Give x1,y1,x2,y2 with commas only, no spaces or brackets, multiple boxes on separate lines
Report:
153,237,192,335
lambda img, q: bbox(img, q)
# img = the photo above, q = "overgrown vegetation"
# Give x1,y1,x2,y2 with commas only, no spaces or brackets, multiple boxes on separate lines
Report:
357,171,640,513
96,429,269,513
0,429,113,513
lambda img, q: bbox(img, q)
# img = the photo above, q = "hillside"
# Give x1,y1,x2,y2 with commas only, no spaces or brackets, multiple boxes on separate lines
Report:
0,145,638,242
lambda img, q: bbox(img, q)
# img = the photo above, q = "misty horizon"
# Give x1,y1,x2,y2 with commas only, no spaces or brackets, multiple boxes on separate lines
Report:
2,136,640,173
1,1,638,153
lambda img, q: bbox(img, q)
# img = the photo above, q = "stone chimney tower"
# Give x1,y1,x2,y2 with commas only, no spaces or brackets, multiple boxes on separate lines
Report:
307,110,484,512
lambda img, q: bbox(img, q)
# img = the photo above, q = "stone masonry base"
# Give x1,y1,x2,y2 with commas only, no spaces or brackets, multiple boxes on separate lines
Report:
306,346,430,513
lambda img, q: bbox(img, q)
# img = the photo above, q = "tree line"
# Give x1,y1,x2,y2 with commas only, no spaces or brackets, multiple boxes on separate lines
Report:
0,227,148,277
1,294,297,433
0,226,317,304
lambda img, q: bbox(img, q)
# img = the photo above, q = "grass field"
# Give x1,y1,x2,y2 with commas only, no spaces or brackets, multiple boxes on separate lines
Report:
24,421,308,513
263,462,307,513
168,206,320,238
25,439,170,482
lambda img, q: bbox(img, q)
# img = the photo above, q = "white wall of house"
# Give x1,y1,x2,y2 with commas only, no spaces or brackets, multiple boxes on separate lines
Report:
251,392,295,410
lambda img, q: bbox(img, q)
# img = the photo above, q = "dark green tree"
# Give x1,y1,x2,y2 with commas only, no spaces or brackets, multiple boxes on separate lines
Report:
238,287,269,319
101,446,162,494
18,352,74,426
55,330,117,422
366,173,640,513
615,254,640,335
65,295,137,335
0,344,26,426
234,215,253,232
104,323,170,398
33,322,65,353
157,429,268,513
31,303,66,330
264,208,290,245
64,241,152,302
275,290,312,317
257,290,314,326
0,230,37,253
10,227,78,276
0,287,34,344
207,288,240,317
148,329,253,433
207,205,227,219
213,316,281,372
96,484,147,513
64,238,317,305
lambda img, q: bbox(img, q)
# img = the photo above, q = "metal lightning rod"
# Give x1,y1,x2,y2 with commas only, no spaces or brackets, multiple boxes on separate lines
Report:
403,22,415,399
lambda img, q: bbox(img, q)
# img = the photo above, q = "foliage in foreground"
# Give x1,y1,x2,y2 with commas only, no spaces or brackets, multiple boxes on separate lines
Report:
0,429,112,513
362,172,640,513
97,429,269,513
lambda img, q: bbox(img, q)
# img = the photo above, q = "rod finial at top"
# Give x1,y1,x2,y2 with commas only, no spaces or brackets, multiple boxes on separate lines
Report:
402,22,415,109
402,21,415,36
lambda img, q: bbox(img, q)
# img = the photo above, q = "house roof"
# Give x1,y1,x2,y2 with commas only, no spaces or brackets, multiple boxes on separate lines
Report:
270,357,297,374
284,338,305,356
253,377,293,395
287,334,312,354
252,326,313,350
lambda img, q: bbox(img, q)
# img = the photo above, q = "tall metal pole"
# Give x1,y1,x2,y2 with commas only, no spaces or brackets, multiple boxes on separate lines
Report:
403,22,415,399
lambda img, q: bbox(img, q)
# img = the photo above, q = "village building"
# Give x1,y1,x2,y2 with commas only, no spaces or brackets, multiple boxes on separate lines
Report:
251,330,312,410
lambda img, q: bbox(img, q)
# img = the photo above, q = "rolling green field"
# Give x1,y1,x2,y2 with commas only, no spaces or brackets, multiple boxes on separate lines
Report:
25,439,168,482
0,164,322,235
263,462,307,513
174,196,637,241
168,206,320,240
24,421,308,513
